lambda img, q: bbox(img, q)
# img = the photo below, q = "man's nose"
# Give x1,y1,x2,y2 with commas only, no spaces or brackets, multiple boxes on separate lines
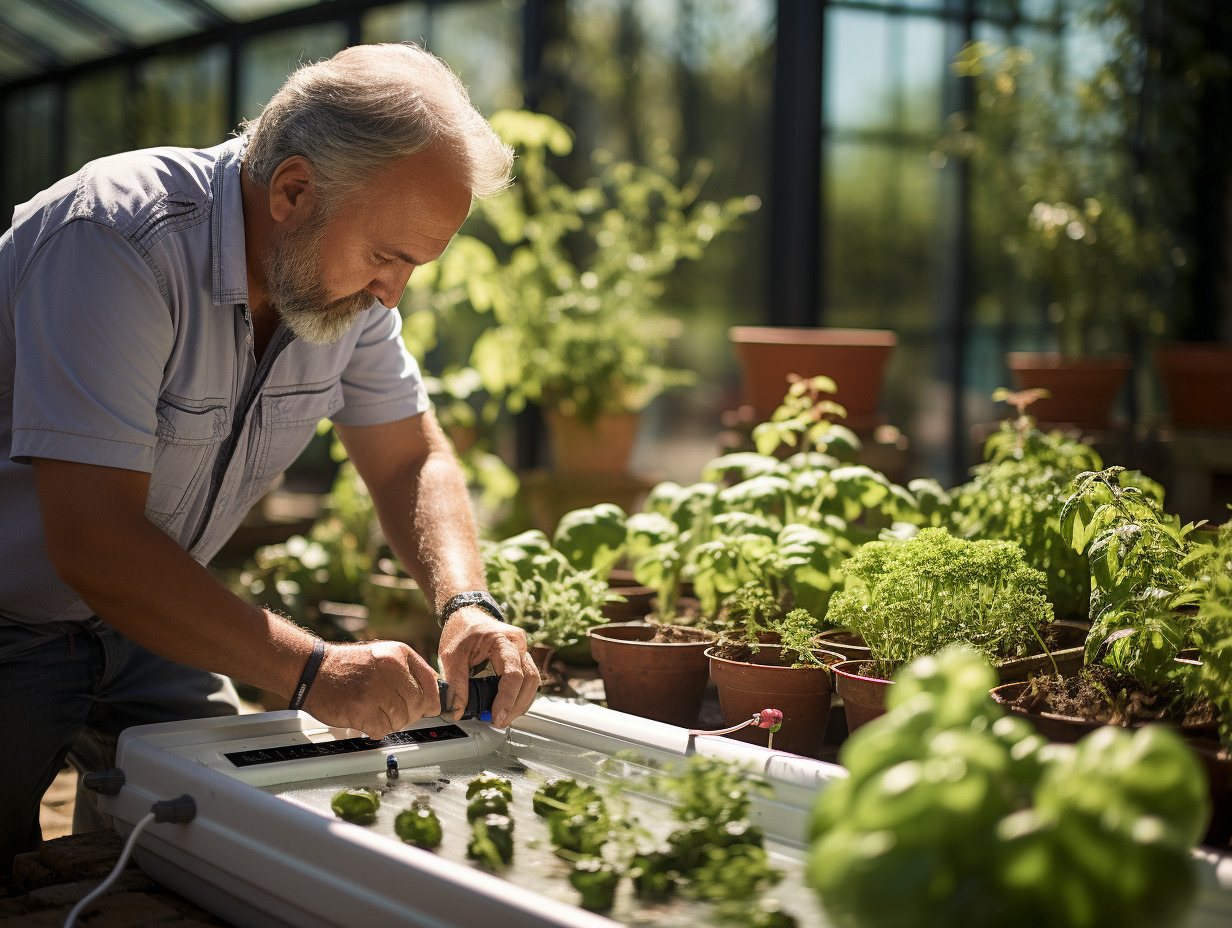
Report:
369,266,415,309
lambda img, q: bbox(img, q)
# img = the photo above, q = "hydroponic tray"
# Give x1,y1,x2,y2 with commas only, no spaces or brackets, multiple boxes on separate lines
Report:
97,698,1232,928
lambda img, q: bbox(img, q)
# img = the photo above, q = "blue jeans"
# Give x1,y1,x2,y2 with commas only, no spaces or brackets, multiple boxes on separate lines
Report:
0,620,239,875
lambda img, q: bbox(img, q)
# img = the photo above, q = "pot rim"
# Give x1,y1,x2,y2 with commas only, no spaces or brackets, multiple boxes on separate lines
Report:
990,680,1216,733
728,325,897,347
704,644,845,670
830,659,894,685
587,621,717,646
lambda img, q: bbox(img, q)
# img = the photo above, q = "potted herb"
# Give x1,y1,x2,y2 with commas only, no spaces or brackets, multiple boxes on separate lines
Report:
705,586,844,758
483,529,616,674
414,109,757,476
826,527,1055,731
995,466,1217,741
809,646,1211,928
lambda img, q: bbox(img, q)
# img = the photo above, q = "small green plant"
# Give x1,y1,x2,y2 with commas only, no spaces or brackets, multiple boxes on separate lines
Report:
1184,518,1232,750
809,646,1210,928
483,530,615,654
1060,466,1204,686
394,797,443,850
826,528,1055,677
948,389,1103,619
330,788,380,825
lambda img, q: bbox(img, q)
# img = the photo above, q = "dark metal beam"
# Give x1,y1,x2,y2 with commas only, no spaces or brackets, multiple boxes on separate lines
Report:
767,0,823,327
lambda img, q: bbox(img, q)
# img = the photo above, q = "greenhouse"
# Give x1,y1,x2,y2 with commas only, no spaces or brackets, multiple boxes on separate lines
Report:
1,1,1230,926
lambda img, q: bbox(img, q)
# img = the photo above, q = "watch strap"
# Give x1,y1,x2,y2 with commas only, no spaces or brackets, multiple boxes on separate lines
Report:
439,590,505,628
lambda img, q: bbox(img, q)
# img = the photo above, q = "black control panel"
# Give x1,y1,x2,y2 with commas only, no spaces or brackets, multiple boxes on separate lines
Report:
224,724,468,768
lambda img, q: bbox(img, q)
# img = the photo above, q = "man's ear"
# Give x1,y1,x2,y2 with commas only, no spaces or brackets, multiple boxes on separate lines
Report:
268,156,316,223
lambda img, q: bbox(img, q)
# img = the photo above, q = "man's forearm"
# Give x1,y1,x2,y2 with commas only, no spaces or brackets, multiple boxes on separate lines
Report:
369,435,487,613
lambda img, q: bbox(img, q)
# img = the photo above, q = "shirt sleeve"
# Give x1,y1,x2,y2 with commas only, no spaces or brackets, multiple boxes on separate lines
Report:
330,302,431,427
9,220,172,470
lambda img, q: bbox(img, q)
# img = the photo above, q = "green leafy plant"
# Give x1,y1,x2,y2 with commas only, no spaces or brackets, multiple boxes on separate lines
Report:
809,646,1210,928
826,528,1055,678
394,797,443,850
1186,519,1232,749
411,110,757,425
948,390,1103,619
483,530,616,653
330,788,380,825
552,503,627,582
1060,466,1204,686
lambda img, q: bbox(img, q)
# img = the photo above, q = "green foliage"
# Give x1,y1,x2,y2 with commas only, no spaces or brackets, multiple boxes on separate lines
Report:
948,400,1104,619
232,462,377,626
1184,519,1232,750
1060,466,1204,686
809,647,1209,928
552,503,627,581
750,374,848,457
412,109,758,425
826,528,1054,677
483,531,615,651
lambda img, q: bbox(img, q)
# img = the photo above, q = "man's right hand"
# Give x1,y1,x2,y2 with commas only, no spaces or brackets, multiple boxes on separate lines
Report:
299,639,443,739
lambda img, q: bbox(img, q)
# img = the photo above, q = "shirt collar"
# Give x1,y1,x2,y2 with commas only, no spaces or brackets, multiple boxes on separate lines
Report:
210,137,250,307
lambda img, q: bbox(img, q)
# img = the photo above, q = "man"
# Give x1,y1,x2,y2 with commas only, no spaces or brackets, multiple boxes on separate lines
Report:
0,43,538,872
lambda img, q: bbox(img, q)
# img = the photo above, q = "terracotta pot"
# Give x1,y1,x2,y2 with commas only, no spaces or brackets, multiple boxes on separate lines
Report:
728,326,896,431
831,660,893,732
989,681,1218,744
994,619,1088,684
602,582,656,623
707,645,844,758
815,628,872,663
1154,342,1232,429
1005,352,1131,427
545,410,641,476
587,622,716,727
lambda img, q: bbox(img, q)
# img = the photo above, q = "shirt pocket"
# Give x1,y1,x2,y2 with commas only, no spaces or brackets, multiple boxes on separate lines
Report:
146,394,229,527
253,380,345,488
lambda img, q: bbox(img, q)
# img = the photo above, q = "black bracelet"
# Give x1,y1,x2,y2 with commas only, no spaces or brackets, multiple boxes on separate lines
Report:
438,590,505,628
289,638,326,711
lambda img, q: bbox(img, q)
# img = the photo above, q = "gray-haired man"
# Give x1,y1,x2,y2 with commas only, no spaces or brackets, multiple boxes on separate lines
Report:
0,43,538,872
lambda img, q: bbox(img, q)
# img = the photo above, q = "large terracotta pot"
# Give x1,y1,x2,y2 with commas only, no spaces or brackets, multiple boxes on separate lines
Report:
545,410,641,476
707,645,843,758
728,326,897,432
587,622,716,727
1154,342,1232,429
989,681,1218,744
831,660,893,732
1005,352,1131,427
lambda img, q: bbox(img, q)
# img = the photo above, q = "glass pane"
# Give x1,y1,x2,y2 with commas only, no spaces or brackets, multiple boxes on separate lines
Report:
207,0,313,23
3,83,56,210
362,3,431,46
73,0,198,46
1,0,112,65
133,45,228,149
237,23,350,125
825,9,892,132
65,68,126,172
823,140,947,458
901,16,948,134
429,1,524,114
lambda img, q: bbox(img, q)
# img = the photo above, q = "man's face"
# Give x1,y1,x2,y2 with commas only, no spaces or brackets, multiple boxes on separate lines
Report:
262,203,375,345
262,144,473,346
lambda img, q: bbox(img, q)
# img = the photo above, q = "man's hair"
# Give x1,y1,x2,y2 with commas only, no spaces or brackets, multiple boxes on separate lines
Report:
240,43,513,207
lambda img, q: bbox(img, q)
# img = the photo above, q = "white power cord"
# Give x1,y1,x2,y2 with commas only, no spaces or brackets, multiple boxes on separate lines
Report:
63,810,155,928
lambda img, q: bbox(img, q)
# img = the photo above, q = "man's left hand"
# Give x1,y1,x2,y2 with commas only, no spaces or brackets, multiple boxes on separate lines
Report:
437,609,539,727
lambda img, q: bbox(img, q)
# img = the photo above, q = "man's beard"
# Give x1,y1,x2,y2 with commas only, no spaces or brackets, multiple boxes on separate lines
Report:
262,209,376,345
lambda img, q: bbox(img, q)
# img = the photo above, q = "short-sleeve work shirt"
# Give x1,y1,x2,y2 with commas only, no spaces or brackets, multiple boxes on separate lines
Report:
0,140,430,627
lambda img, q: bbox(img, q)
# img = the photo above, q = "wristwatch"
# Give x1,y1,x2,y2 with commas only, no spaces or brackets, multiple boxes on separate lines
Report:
438,590,505,628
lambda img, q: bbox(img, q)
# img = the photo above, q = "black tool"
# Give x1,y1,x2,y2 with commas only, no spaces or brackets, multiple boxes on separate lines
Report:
437,675,501,722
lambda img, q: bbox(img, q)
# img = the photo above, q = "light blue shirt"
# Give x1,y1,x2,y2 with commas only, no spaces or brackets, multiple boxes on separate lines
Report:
0,140,429,627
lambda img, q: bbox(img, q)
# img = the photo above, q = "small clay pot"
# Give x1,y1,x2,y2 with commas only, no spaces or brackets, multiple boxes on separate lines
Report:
815,629,871,663
831,660,894,732
588,622,716,727
706,645,844,758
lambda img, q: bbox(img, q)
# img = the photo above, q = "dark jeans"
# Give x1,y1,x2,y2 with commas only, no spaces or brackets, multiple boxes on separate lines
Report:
0,620,239,876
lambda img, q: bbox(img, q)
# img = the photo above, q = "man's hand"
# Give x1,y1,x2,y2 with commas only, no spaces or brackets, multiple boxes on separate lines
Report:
437,608,539,728
301,640,442,739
